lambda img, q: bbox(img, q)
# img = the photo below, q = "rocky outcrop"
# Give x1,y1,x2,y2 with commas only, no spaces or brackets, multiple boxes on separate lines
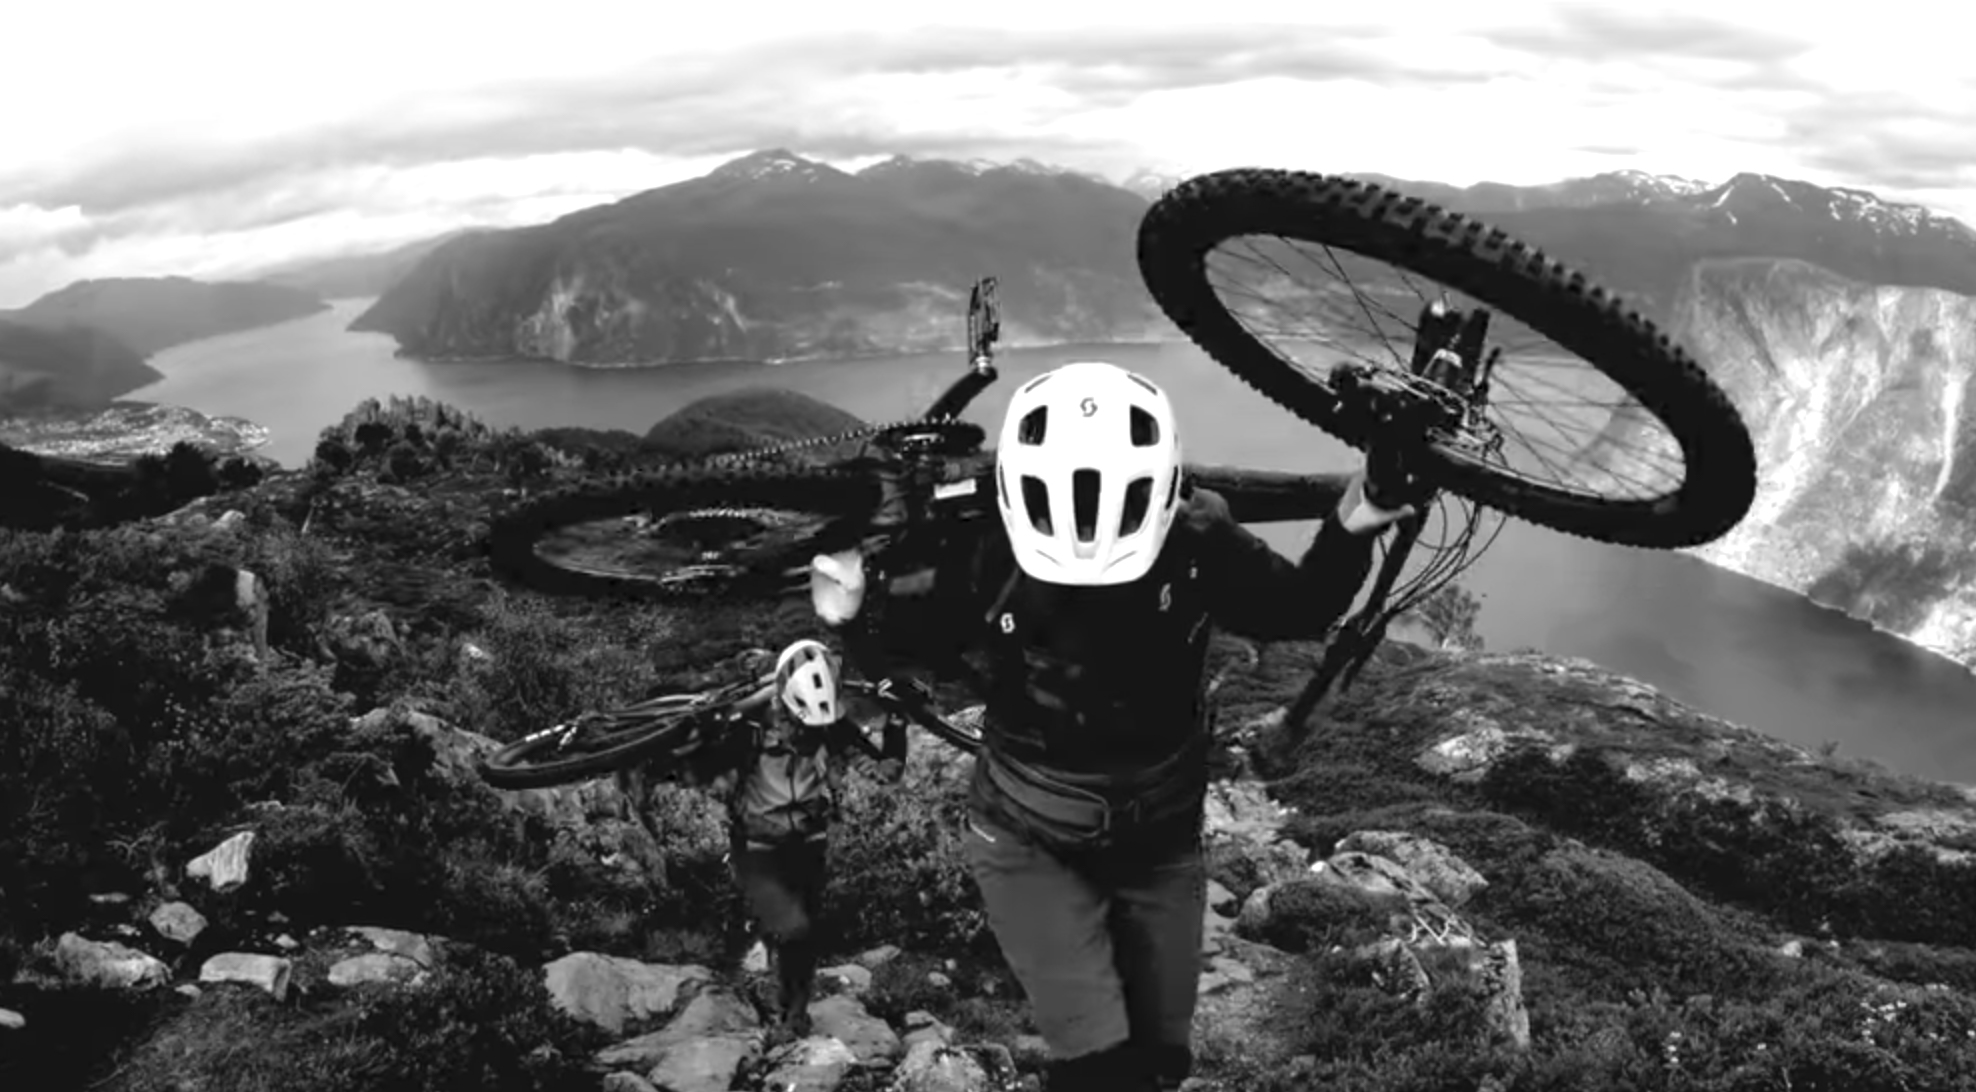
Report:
1667,258,1976,665
1398,650,1976,865
1225,823,1531,1054
351,150,1164,365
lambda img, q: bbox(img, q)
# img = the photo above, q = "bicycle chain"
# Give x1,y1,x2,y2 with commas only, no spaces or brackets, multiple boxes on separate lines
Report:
698,417,980,470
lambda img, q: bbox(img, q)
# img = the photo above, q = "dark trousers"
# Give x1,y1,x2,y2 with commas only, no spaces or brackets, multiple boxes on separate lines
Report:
730,833,830,1024
963,806,1207,1090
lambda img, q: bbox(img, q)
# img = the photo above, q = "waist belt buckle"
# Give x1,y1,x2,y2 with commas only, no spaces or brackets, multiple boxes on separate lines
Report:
1114,792,1144,831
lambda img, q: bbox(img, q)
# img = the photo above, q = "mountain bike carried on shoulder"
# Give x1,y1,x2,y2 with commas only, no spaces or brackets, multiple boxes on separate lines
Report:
488,169,1757,738
478,671,982,790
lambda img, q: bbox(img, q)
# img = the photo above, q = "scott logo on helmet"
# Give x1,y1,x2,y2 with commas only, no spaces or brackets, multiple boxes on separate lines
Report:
1080,397,1098,417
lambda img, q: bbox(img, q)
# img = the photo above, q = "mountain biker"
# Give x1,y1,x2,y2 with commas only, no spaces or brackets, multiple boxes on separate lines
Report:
621,638,907,1043
807,360,1424,1091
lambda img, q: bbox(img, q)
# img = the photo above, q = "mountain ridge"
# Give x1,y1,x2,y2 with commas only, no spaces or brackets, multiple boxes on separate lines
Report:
251,230,484,300
349,148,1166,364
345,148,1976,368
4,276,330,357
0,276,330,415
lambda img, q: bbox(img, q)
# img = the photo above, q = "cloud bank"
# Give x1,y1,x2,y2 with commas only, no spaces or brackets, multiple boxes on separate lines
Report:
1,1,1969,307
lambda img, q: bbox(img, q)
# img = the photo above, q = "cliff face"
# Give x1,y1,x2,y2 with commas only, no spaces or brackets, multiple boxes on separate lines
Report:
1672,258,1976,664
351,151,1165,364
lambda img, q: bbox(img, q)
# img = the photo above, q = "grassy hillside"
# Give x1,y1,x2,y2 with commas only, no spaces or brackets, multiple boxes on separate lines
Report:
0,394,1971,1092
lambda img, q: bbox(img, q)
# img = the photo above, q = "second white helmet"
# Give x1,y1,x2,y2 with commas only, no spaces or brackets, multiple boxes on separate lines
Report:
774,639,841,726
994,361,1183,586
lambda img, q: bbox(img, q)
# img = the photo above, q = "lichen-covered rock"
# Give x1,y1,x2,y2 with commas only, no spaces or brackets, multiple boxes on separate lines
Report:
807,993,901,1064
1332,830,1489,907
199,952,293,1001
54,933,170,991
541,953,711,1037
759,1035,860,1092
148,901,209,946
186,831,255,892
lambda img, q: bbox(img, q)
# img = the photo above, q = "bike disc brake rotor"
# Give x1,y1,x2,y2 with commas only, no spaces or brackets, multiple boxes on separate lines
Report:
1205,236,1685,508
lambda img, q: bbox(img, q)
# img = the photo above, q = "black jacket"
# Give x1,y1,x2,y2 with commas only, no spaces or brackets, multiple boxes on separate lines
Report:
689,702,908,847
842,489,1376,785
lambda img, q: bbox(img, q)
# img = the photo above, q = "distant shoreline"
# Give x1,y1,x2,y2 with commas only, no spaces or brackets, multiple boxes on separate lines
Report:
0,400,271,463
1678,544,1976,676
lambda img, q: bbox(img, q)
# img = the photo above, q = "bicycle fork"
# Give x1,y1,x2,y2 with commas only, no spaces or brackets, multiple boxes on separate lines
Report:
1284,510,1425,738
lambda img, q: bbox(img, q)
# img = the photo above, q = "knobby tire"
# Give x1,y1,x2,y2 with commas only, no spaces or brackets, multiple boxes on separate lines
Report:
477,697,714,790
1137,168,1758,549
488,462,877,599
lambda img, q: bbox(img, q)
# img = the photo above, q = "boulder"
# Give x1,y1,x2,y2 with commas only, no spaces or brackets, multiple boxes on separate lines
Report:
186,831,255,892
541,952,712,1037
148,901,209,946
54,933,169,991
199,953,293,1001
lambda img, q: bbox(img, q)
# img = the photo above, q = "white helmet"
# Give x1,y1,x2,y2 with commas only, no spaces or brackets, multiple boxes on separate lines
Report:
994,361,1183,586
774,639,841,726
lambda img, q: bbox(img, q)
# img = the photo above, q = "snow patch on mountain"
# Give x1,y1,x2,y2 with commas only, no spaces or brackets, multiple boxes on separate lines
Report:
707,149,847,185
1698,172,1971,239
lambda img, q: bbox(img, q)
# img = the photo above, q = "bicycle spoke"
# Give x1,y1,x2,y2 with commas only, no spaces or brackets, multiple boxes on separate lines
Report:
1202,232,1691,506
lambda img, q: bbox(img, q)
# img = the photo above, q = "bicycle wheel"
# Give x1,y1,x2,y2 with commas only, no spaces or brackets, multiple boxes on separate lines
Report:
1138,168,1757,549
478,694,729,789
489,462,879,599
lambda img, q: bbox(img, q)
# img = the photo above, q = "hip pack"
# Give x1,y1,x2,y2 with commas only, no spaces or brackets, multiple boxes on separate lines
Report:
974,731,1210,855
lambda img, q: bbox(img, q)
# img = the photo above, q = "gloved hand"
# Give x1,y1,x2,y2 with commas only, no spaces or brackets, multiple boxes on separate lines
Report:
1337,442,1428,534
810,548,867,625
1183,486,1231,524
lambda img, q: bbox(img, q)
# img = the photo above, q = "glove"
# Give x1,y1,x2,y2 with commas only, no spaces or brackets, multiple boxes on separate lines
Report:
1336,441,1426,535
810,548,867,625
1183,486,1231,525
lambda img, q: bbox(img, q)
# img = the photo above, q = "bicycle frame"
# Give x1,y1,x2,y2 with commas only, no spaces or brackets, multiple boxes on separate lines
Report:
845,672,981,750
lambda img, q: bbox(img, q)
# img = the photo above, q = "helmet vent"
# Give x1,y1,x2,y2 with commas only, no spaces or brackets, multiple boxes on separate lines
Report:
1018,406,1048,446
1073,469,1100,543
1121,476,1153,536
1021,475,1053,535
1129,405,1159,447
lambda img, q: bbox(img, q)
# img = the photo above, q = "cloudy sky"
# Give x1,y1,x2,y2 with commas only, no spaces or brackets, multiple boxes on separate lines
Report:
1,0,1969,307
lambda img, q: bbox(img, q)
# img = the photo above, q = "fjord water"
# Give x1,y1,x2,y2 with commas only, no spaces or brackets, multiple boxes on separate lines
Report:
140,301,1976,781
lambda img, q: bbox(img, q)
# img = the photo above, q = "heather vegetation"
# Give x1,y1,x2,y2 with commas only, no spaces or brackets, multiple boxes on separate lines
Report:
1,392,1972,1092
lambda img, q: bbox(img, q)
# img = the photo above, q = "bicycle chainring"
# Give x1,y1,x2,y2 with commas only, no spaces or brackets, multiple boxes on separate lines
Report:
870,420,986,459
